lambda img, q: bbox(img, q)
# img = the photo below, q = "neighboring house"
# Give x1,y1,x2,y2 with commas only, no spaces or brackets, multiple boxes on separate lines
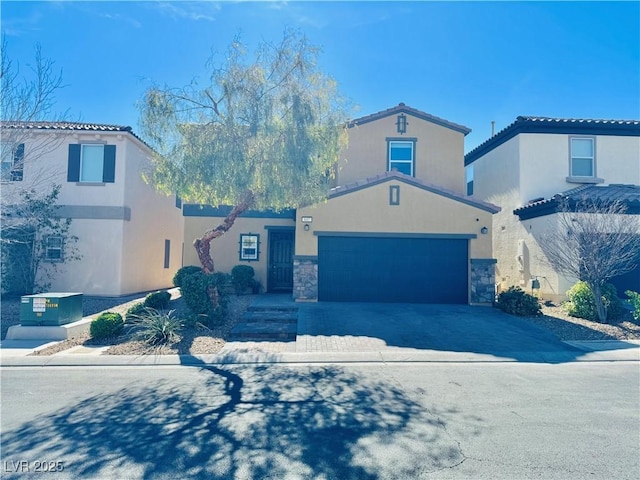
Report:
183,104,500,304
465,116,640,301
1,122,184,296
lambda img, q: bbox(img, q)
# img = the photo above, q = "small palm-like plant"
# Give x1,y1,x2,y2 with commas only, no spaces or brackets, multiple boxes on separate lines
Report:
127,308,183,345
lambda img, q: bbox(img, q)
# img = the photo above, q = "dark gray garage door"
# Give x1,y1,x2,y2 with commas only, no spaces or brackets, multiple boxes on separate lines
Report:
318,236,468,303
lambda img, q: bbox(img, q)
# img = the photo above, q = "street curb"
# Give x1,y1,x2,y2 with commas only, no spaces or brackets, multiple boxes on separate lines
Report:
2,344,638,367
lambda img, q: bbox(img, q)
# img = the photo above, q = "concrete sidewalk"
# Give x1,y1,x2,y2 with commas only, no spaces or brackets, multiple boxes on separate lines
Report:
1,338,638,366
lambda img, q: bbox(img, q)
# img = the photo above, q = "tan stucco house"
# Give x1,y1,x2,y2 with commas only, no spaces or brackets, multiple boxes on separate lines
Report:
465,116,640,301
183,104,500,304
1,122,184,296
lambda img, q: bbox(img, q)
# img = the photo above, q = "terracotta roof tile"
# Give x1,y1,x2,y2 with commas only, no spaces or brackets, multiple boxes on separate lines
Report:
0,121,151,149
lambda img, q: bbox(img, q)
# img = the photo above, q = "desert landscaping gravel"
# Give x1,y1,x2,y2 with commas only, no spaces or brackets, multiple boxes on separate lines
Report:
1,292,638,357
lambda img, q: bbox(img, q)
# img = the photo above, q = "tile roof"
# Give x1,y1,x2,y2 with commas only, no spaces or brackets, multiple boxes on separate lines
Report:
0,121,133,132
465,116,640,165
349,103,471,136
0,121,152,149
514,184,640,220
329,170,500,213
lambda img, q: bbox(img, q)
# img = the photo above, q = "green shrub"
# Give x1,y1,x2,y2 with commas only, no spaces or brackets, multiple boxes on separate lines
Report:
127,308,183,345
625,291,640,321
144,290,171,310
180,270,228,325
125,302,147,322
497,286,541,316
172,265,202,288
90,312,124,339
564,281,624,322
231,265,256,294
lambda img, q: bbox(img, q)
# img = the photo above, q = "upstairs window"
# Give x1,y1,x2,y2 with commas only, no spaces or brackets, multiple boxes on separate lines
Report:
570,137,595,177
67,144,116,183
466,165,474,196
80,144,105,182
388,140,415,176
1,142,24,182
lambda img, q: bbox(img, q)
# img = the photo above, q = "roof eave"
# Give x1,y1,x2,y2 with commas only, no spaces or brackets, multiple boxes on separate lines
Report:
349,104,471,136
465,117,640,165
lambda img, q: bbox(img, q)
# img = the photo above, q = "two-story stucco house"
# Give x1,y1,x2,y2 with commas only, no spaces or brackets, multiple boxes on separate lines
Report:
1,122,184,296
183,104,500,304
465,116,640,301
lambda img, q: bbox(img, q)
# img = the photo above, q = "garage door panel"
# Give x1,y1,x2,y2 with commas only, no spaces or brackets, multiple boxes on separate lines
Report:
318,236,468,303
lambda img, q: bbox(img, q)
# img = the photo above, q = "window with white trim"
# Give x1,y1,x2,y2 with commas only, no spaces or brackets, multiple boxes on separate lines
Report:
80,144,105,182
67,143,116,183
388,140,414,176
44,236,64,262
239,234,260,261
570,137,595,177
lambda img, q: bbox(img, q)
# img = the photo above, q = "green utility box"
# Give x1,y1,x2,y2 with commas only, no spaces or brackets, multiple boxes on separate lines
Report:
20,293,83,326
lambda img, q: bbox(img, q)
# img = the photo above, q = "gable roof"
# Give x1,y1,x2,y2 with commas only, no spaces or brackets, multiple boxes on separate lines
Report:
513,184,640,220
349,103,471,136
329,170,500,213
465,116,640,166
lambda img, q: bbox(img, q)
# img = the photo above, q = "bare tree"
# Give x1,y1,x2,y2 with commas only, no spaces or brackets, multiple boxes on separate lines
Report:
1,40,79,294
1,40,70,225
541,196,640,322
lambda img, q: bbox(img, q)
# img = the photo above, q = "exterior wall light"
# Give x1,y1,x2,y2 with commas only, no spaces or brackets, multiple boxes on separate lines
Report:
301,216,312,231
480,226,489,234
304,224,310,231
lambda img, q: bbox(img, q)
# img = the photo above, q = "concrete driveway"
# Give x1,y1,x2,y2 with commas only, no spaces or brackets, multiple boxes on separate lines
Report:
297,302,586,363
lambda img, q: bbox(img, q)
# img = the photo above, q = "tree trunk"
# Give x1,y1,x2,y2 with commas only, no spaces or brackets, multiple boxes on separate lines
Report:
591,282,608,323
192,190,255,273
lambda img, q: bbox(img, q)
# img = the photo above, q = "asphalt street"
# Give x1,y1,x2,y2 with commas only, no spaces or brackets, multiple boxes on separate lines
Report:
1,361,638,480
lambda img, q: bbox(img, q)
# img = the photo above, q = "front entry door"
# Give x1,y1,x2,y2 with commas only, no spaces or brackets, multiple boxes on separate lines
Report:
268,230,294,292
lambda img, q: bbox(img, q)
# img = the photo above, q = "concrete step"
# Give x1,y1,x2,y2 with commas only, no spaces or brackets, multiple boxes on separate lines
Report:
247,305,298,313
241,311,298,323
229,321,297,341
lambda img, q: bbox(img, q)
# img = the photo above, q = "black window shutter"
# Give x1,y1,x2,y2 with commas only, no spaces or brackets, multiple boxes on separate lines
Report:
11,143,24,181
102,145,116,183
67,144,81,182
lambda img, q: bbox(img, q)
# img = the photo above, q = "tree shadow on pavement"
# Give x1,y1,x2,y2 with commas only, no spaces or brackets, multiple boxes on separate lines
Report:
1,363,481,479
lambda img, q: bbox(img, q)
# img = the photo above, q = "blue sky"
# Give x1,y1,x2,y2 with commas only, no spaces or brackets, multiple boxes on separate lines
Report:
1,1,639,152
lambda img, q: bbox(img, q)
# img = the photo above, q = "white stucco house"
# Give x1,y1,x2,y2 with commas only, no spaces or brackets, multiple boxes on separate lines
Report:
1,122,184,296
465,116,640,300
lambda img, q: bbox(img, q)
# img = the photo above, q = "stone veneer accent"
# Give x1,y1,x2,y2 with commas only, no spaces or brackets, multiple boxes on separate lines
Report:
293,256,318,301
294,256,496,304
470,259,497,304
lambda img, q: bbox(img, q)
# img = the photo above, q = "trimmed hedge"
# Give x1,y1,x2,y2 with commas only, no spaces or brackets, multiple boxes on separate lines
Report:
90,312,124,339
144,290,171,310
180,270,229,325
172,265,202,288
231,265,256,294
496,286,541,316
